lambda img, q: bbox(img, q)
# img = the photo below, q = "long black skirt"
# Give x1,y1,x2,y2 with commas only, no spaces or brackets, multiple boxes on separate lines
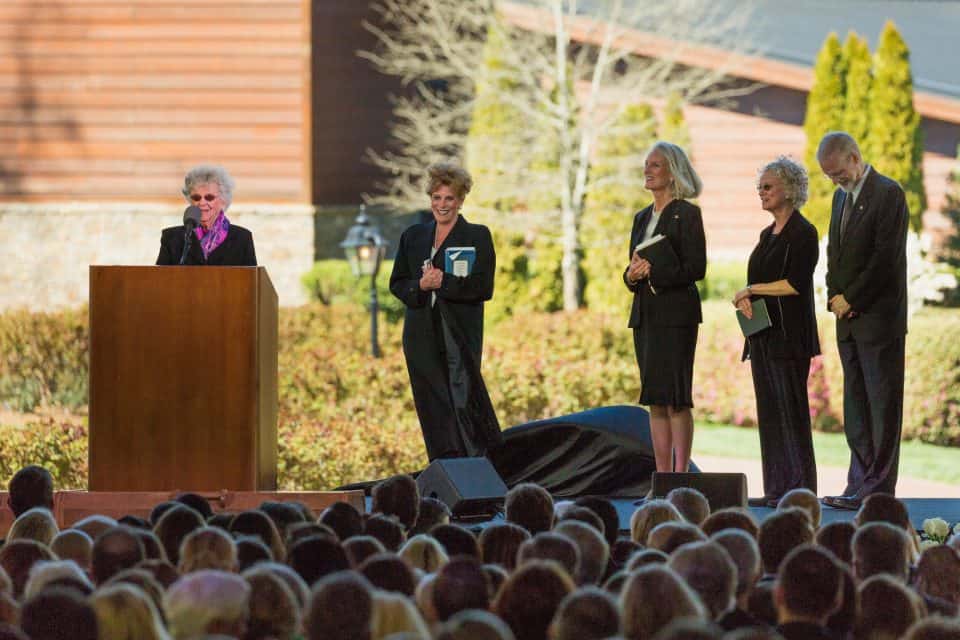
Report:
633,321,697,409
748,330,817,497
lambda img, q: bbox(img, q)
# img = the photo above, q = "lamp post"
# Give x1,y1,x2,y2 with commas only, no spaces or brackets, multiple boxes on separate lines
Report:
341,205,388,358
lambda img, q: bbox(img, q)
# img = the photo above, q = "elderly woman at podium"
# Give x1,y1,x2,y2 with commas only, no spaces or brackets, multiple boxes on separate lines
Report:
156,165,257,266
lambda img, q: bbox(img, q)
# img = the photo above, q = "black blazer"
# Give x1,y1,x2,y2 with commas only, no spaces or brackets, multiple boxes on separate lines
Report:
623,199,706,327
156,224,257,266
742,210,821,361
389,215,495,357
826,167,908,341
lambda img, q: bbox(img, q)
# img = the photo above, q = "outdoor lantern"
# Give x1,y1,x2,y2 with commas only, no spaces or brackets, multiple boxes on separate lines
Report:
340,205,388,357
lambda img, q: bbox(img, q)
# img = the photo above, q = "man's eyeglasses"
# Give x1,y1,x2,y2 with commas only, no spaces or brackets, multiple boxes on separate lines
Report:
190,194,218,202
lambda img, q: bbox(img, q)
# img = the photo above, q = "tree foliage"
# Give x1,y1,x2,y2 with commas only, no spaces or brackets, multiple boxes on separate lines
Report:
841,32,872,148
660,92,692,156
866,21,926,231
802,32,846,235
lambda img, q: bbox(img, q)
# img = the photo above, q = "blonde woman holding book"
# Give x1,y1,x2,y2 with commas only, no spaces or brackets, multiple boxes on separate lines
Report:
624,142,706,480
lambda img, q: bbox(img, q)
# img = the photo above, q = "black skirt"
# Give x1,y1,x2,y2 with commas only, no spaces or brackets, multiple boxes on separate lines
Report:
633,321,697,409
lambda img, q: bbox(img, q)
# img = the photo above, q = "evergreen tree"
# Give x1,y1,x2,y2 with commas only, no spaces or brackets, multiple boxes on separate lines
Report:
841,32,872,146
802,32,846,234
865,21,926,231
941,145,960,304
660,92,692,155
465,22,529,218
582,103,657,313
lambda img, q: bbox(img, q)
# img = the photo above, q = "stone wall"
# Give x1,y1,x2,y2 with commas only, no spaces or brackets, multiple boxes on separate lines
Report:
0,203,315,310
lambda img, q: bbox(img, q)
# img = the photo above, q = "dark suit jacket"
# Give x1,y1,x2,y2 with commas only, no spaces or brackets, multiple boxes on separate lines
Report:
390,215,495,358
826,167,908,341
742,210,821,361
623,199,706,327
156,224,257,266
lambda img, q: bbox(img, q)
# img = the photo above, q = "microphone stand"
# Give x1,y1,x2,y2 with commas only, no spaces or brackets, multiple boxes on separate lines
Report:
179,223,197,265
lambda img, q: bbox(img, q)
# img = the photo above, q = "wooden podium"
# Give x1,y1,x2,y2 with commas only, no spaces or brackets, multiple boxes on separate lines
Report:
89,266,278,491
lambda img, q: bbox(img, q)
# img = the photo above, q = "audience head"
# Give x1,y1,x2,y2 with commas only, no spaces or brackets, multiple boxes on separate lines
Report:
364,514,407,552
344,535,387,568
154,504,205,566
135,559,180,590
23,559,93,601
826,562,857,638
776,488,821,527
20,587,98,640
258,500,306,539
629,499,683,545
855,574,926,640
668,541,737,620
287,535,350,587
371,589,431,639
434,556,490,622
774,545,841,625
50,529,93,571
255,561,310,613
517,532,579,582
92,525,146,585
359,552,416,597
431,523,481,559
557,506,605,540
319,501,364,541
8,507,58,547
436,609,516,640
229,509,285,562
505,483,555,535
371,474,420,532
178,526,238,574
757,507,814,575
853,521,911,583
621,565,707,640
914,544,960,605
173,492,213,521
625,548,670,572
710,529,761,604
905,617,960,640
411,497,451,536
163,569,250,639
400,533,449,573
305,571,373,640
856,493,919,557
91,582,169,640
483,563,509,600
236,535,273,571
700,507,759,539
8,465,54,517
553,520,609,585
71,514,117,541
286,521,336,547
105,568,166,626
493,560,575,640
480,523,531,571
0,539,56,599
815,520,855,566
148,502,179,527
549,586,620,640
573,496,620,547
243,565,301,640
666,487,711,526
646,520,707,555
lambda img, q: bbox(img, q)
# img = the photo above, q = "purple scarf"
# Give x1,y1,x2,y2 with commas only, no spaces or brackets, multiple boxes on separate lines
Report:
194,211,230,260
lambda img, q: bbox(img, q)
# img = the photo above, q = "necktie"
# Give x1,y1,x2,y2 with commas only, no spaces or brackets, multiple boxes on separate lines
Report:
839,191,854,239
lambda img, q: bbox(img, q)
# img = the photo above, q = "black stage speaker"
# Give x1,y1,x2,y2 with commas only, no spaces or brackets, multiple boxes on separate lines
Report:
417,457,508,519
651,472,748,510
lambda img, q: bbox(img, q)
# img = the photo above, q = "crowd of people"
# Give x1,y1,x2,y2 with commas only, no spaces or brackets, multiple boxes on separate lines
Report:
1,464,959,640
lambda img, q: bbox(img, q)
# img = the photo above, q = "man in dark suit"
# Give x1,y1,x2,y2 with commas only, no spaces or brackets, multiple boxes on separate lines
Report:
818,132,909,510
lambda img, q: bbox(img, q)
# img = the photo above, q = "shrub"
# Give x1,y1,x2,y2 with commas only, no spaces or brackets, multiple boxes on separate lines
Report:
301,259,405,322
0,418,88,490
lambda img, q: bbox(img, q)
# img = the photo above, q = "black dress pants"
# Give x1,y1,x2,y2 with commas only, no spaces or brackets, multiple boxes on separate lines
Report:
749,332,817,497
837,333,904,496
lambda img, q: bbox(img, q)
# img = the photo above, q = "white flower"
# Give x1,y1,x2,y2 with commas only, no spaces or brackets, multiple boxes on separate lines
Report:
923,517,950,540
954,522,960,536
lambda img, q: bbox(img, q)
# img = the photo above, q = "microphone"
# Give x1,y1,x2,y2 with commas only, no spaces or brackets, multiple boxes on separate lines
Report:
179,206,203,265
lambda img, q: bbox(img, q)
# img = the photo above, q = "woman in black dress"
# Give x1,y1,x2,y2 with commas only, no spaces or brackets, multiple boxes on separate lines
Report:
156,165,257,266
624,142,706,474
390,163,501,460
733,156,820,507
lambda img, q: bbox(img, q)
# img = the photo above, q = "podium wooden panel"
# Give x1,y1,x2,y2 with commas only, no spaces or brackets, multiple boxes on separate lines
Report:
89,266,278,491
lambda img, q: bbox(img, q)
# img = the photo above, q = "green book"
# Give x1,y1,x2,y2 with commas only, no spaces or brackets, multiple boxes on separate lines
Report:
737,298,772,337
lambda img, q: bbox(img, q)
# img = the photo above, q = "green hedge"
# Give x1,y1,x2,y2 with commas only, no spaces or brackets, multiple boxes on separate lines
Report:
2,302,959,490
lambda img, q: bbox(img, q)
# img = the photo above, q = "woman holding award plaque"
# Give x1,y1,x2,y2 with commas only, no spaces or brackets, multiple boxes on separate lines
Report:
389,162,501,461
624,141,706,477
732,156,820,508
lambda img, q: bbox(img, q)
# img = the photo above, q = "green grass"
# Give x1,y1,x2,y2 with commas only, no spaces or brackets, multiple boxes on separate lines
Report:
694,422,960,486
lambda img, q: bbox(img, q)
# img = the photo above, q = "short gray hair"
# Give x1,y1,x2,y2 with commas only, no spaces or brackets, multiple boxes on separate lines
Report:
647,141,703,200
817,132,861,162
164,570,250,638
758,155,809,209
182,165,236,208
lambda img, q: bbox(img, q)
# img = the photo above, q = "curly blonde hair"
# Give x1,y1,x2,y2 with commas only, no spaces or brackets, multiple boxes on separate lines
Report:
425,162,473,199
758,155,809,209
